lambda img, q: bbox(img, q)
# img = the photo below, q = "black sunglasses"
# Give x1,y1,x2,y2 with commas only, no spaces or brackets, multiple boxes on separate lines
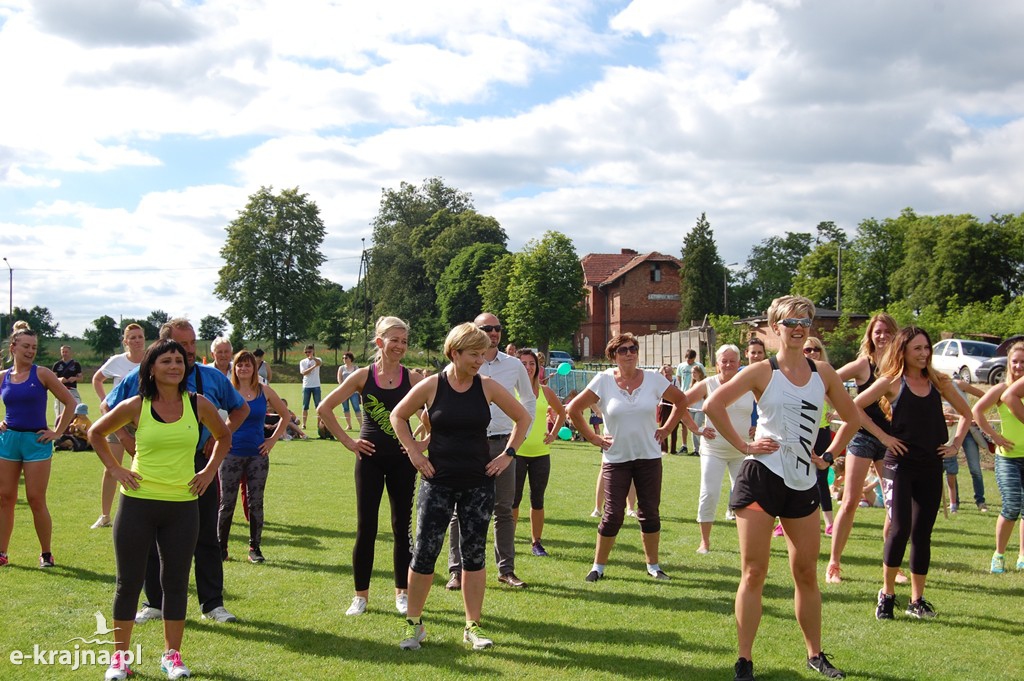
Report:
803,347,820,354
478,325,502,333
780,318,812,328
615,345,640,356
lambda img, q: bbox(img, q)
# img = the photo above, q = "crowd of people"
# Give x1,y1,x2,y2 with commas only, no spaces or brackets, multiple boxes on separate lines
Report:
2,297,1023,681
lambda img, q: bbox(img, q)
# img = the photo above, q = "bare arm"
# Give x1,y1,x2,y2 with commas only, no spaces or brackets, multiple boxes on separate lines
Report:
819,362,861,459
92,369,109,403
260,385,290,455
973,384,1013,450
853,376,903,453
540,385,567,445
38,366,78,441
704,362,778,455
836,356,871,384
954,379,986,399
938,378,974,456
192,396,233,496
482,377,532,477
317,368,373,456
566,389,612,449
391,376,439,478
1004,374,1024,424
88,398,144,489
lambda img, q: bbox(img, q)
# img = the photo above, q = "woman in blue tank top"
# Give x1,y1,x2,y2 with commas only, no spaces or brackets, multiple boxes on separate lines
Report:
0,322,77,569
217,350,290,564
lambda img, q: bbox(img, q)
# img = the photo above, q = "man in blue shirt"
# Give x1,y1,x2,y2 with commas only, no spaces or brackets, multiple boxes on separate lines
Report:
105,318,249,623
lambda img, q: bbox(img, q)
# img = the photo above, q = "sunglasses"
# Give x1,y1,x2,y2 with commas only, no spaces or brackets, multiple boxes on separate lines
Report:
615,345,640,356
780,318,812,328
478,325,502,333
803,347,820,354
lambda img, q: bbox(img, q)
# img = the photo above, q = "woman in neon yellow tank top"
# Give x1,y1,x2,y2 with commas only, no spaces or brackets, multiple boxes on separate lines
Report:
512,349,567,557
88,339,232,681
972,341,1024,574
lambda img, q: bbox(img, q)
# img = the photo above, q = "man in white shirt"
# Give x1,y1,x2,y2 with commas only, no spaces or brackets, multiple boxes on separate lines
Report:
299,344,323,430
447,313,536,590
675,349,704,453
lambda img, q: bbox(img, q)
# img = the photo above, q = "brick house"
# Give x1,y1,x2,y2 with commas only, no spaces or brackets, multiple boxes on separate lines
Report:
575,249,683,359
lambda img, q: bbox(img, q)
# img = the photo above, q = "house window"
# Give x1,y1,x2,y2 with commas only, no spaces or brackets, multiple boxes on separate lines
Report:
650,263,661,282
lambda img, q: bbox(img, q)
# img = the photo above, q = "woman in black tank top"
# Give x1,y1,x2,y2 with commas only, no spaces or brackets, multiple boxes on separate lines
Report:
827,312,898,584
854,327,973,620
317,317,423,617
389,323,531,651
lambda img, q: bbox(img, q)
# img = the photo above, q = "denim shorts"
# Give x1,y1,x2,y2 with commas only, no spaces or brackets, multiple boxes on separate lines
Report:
0,429,53,463
995,455,1024,521
942,455,959,475
848,431,887,461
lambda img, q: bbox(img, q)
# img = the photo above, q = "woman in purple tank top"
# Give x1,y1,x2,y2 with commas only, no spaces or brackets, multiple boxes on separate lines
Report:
0,322,77,568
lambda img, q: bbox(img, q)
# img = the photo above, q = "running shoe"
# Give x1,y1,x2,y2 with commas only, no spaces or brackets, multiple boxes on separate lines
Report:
977,503,989,512
399,619,426,650
590,508,601,518
160,649,191,679
463,622,493,650
201,606,237,623
395,592,408,616
948,503,959,514
773,524,784,537
135,606,163,624
875,590,897,620
626,508,638,517
905,598,936,619
39,552,55,568
696,546,710,555
807,651,845,679
91,514,112,529
733,657,754,681
725,509,736,521
345,596,367,616
104,650,132,680
991,553,1006,574
0,552,8,567
585,569,603,582
649,569,671,581
248,545,265,564
531,541,549,557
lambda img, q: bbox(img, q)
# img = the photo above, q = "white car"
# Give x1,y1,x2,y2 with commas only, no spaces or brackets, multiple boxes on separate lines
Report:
931,339,998,383
547,350,575,369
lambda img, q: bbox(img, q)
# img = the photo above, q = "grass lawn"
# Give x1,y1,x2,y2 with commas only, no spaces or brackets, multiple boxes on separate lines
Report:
2,383,1022,680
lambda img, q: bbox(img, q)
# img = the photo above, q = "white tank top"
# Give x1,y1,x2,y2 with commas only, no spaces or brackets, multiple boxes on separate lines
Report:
703,375,755,460
750,358,825,491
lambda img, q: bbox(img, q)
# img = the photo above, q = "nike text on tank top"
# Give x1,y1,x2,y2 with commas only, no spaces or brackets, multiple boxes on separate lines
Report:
751,357,825,491
125,395,201,502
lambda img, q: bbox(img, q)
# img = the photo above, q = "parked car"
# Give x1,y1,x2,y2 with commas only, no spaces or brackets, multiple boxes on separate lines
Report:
975,334,1024,384
931,339,998,383
547,350,575,369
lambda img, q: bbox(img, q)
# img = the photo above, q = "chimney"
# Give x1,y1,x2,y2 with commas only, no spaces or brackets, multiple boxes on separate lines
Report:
621,248,638,255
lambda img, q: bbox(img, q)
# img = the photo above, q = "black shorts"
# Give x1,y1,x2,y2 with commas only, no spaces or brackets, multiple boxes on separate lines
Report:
729,459,820,519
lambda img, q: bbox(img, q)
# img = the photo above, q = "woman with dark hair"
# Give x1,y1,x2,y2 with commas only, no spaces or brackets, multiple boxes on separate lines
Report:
0,322,77,568
567,332,689,583
512,348,567,557
335,351,362,430
319,316,424,617
217,349,289,564
704,296,859,681
855,327,972,620
390,323,529,651
89,339,231,680
826,312,898,584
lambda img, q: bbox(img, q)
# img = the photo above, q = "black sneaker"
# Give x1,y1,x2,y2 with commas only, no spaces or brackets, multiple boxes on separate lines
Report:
734,657,754,681
39,552,55,568
905,597,936,619
807,651,845,679
875,590,897,620
248,545,265,564
585,569,603,582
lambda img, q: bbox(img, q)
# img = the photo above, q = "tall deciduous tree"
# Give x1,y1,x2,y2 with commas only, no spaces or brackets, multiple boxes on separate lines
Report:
842,210,912,313
215,186,326,362
503,231,586,356
84,315,121,356
11,305,59,337
309,281,352,363
198,315,228,341
479,253,518,324
437,243,510,328
679,213,724,326
739,231,812,315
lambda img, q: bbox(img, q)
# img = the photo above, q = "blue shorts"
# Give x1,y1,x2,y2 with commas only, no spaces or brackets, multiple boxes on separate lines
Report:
0,429,54,463
942,455,959,475
848,431,887,461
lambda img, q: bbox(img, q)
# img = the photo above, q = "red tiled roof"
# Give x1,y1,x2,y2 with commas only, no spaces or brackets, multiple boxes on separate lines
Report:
581,251,681,286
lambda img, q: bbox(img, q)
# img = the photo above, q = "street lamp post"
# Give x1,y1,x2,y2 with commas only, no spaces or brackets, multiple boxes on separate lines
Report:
723,262,739,314
2,257,10,335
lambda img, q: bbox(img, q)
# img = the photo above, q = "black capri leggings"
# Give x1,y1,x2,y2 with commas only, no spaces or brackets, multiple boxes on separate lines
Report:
513,455,551,511
352,452,417,591
113,494,199,621
410,479,494,574
882,461,942,575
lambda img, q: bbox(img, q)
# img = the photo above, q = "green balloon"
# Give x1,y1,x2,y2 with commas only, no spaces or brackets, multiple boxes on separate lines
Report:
557,362,572,376
558,426,572,440
827,467,835,486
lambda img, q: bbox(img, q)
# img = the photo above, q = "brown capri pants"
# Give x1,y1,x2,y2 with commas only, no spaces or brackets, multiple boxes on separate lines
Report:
598,457,663,536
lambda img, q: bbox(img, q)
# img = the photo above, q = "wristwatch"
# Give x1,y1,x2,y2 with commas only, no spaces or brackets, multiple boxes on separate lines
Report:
504,447,517,459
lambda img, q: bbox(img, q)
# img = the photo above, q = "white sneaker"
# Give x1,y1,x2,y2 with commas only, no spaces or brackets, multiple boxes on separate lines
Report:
346,596,367,616
104,650,132,680
201,606,237,623
91,514,112,529
160,649,191,679
135,606,163,624
725,509,736,521
395,593,408,616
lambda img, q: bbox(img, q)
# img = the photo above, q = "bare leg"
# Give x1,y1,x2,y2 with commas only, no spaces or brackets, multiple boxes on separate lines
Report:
698,521,712,552
999,517,1022,553
627,483,637,513
461,568,486,622
735,505,773,660
910,572,927,603
405,570,433,619
112,619,134,653
22,460,53,553
827,454,873,572
594,534,617,564
100,444,125,518
882,564,899,595
640,531,660,565
0,460,21,552
781,513,823,658
163,619,185,652
593,471,604,513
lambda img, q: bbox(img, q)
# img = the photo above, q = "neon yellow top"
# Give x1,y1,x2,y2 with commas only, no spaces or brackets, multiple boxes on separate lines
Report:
123,396,200,501
997,401,1024,460
518,388,550,458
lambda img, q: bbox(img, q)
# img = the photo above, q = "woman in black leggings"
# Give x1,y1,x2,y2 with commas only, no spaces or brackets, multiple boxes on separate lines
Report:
88,339,231,680
854,327,972,620
318,316,423,617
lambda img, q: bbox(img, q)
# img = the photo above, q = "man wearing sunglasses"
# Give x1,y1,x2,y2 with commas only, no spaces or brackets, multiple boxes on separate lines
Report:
446,313,536,591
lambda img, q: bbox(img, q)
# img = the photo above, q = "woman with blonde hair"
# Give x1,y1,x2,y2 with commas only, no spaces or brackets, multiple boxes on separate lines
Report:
319,316,424,616
855,327,972,620
826,312,898,583
973,341,1024,573
91,323,147,529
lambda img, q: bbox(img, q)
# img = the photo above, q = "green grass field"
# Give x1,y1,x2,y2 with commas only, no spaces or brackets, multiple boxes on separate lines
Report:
2,383,1022,680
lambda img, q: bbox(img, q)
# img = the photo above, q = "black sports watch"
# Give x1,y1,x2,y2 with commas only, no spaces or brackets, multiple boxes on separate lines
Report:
504,447,517,459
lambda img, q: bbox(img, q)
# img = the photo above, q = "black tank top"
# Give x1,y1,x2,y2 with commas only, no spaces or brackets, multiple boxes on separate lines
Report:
359,364,412,459
427,372,492,490
885,378,947,469
858,360,891,436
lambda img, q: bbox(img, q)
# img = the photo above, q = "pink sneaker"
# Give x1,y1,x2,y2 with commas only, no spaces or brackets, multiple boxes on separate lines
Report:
773,524,784,537
824,524,833,536
104,650,133,680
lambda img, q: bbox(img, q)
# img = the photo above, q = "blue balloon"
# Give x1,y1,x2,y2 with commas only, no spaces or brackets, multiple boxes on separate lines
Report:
556,362,572,376
558,426,572,440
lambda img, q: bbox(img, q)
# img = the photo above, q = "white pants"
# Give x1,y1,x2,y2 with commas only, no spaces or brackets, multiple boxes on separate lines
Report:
697,452,745,523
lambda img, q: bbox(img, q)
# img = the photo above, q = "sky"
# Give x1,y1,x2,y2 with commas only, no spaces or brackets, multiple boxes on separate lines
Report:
3,0,1024,337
